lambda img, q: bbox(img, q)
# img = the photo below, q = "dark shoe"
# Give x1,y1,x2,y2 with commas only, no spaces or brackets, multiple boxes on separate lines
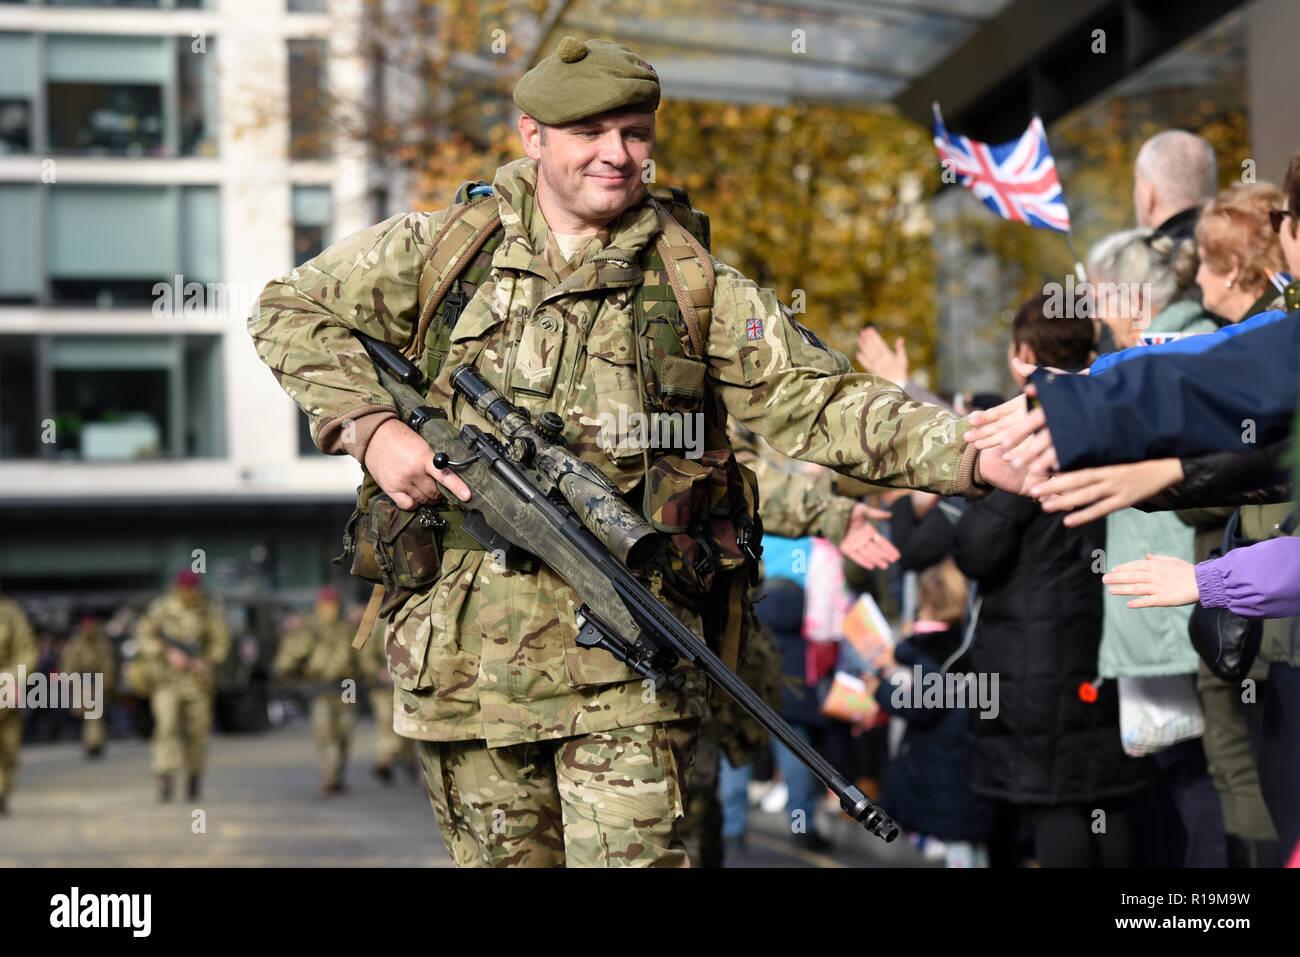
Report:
372,763,393,784
186,774,200,800
86,745,104,759
0,795,8,815
320,779,345,797
158,774,173,803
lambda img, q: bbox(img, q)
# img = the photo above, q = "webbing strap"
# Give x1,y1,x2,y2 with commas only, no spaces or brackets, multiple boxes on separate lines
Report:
652,203,714,359
410,199,502,360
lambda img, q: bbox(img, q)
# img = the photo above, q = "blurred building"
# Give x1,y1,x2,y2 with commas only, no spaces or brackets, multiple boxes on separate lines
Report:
0,0,374,604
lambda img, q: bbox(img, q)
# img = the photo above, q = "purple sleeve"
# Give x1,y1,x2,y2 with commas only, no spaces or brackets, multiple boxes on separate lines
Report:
1195,537,1300,618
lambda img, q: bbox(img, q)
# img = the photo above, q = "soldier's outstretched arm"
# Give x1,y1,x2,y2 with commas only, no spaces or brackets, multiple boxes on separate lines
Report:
707,262,1014,497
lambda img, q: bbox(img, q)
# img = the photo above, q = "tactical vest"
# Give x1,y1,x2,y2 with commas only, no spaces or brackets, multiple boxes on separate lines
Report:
340,183,761,665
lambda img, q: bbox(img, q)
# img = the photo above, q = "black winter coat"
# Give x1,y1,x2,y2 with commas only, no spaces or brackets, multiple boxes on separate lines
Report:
874,629,994,841
952,491,1147,804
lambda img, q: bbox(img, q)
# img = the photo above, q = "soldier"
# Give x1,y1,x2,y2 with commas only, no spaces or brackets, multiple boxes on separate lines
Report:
273,587,364,795
0,590,37,815
135,570,230,802
365,613,417,784
59,615,117,759
250,36,1026,866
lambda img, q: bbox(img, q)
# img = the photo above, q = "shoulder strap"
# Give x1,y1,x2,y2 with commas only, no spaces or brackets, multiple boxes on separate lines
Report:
650,200,714,359
408,191,502,361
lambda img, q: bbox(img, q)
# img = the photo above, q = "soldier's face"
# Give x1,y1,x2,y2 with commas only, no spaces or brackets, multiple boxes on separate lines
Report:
317,599,340,623
522,111,654,231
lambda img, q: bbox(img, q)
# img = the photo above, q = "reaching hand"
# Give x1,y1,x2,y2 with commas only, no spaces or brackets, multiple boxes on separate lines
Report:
1033,458,1184,525
974,444,1036,496
963,392,1030,450
856,327,909,385
365,418,471,510
839,503,900,570
1102,553,1200,608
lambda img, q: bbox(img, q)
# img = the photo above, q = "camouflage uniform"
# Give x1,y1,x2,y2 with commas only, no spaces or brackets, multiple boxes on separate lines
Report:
365,619,416,779
677,424,872,864
135,587,230,779
59,622,117,755
250,157,981,866
274,612,364,789
0,595,37,808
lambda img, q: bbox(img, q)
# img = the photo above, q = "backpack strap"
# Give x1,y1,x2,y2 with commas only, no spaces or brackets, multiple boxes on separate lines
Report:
650,200,714,360
408,193,502,361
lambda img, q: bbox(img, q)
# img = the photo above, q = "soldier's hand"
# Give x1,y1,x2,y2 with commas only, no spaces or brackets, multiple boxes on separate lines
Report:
365,419,471,510
839,503,900,570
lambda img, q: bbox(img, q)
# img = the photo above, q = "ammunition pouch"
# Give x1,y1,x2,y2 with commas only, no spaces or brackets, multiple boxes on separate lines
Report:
643,448,763,602
335,473,484,616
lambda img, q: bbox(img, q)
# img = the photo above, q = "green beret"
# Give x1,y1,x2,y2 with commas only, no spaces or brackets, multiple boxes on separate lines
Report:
514,36,660,125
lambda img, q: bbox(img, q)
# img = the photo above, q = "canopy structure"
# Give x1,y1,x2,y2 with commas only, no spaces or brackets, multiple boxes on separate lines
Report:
532,0,1244,133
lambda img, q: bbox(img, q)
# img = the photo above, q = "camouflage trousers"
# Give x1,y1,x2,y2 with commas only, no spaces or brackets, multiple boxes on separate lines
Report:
370,688,415,771
79,712,107,751
150,687,213,775
417,719,699,867
0,710,21,799
312,695,357,787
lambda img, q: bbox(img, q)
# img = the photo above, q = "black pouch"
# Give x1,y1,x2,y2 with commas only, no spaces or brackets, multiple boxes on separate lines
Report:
334,476,444,614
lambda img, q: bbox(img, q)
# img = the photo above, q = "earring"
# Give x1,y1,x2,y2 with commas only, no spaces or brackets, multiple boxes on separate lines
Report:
1225,280,1233,288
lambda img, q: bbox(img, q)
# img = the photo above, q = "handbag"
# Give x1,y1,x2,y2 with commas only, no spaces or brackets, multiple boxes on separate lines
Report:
1187,510,1263,682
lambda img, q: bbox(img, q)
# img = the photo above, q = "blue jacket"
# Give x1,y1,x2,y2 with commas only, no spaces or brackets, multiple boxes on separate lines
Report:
1034,311,1299,469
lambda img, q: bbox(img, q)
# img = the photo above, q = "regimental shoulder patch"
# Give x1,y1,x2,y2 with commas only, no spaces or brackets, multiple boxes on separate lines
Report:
746,316,764,340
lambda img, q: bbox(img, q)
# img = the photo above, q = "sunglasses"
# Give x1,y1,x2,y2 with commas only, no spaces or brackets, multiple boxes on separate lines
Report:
1268,208,1294,233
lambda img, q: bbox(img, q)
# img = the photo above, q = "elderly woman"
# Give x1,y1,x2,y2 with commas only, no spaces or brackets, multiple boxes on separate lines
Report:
1195,182,1290,323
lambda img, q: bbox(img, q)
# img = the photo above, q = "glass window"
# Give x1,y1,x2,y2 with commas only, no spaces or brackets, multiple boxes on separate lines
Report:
288,38,329,159
46,184,219,305
44,34,217,157
0,184,40,302
287,0,327,10
292,185,331,264
0,33,37,154
0,333,224,460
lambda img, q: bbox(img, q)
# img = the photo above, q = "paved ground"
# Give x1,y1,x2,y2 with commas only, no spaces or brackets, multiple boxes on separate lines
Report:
0,721,930,869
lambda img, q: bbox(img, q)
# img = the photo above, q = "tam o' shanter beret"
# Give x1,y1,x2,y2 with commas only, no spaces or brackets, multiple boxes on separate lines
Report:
513,36,660,125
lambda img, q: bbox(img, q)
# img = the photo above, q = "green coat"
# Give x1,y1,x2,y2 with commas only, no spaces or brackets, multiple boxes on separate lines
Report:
1098,299,1219,678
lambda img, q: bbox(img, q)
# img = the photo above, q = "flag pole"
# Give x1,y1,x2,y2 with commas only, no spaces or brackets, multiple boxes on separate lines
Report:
1065,227,1087,283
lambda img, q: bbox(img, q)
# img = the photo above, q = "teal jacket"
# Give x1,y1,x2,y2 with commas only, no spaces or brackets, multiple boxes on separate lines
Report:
1098,299,1220,678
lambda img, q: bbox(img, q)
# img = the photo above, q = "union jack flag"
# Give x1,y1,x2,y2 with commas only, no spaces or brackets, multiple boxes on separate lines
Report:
932,102,1071,232
746,316,764,340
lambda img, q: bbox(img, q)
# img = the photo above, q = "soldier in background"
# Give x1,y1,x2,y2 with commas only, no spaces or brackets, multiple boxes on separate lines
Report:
365,618,417,783
136,570,230,802
0,590,37,815
59,615,117,759
274,587,363,795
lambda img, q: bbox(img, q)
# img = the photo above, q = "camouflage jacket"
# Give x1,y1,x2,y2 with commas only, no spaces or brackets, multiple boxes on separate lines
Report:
60,628,117,693
249,158,982,744
730,422,862,542
273,614,362,685
0,596,37,685
135,589,230,695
